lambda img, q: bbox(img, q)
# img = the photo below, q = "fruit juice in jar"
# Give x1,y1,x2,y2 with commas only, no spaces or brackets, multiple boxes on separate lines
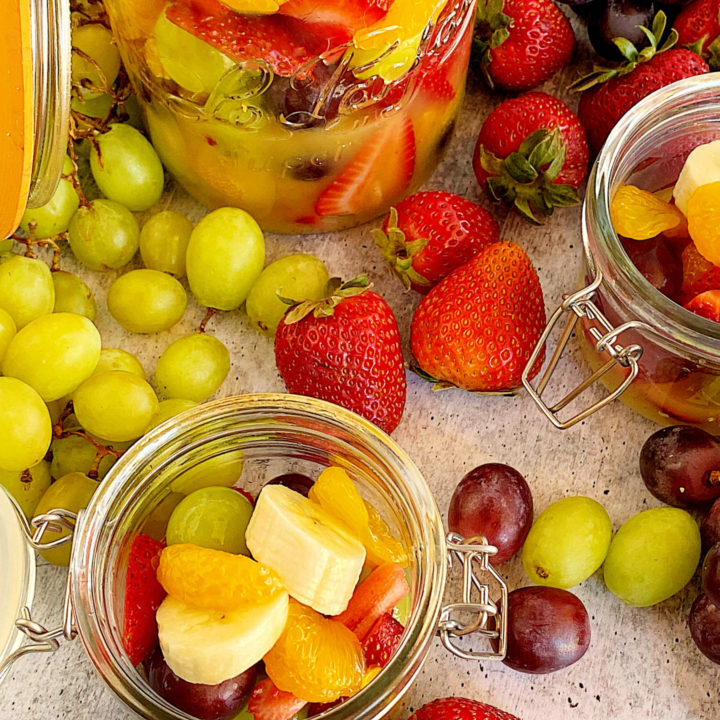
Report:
103,0,475,233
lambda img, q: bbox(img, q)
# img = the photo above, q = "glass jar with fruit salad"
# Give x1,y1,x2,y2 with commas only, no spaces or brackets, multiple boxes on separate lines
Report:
523,74,720,432
101,0,476,233
0,394,508,719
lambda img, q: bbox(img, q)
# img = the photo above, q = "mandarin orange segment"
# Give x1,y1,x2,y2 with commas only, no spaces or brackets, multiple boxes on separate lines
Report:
688,181,720,266
264,599,365,703
365,505,409,567
610,184,684,240
157,543,284,612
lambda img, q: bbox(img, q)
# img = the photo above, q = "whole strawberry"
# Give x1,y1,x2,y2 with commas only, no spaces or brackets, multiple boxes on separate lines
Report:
574,13,709,153
409,697,521,720
473,92,589,222
674,0,720,68
411,242,545,391
275,276,406,434
472,0,575,91
372,192,500,293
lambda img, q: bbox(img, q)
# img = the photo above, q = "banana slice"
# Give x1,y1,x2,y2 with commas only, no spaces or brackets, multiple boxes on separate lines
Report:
673,140,720,215
157,591,289,685
246,484,366,616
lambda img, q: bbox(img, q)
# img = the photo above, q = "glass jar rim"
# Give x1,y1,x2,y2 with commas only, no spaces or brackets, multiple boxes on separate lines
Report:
584,73,720,362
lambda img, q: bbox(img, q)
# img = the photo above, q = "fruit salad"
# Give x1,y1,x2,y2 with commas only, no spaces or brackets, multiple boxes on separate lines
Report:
102,0,475,233
122,465,410,720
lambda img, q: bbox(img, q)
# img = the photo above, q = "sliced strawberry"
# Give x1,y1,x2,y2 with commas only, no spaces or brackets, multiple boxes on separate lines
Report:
123,534,166,666
333,563,409,641
247,678,307,720
167,0,315,77
362,612,404,667
685,289,720,323
416,54,455,101
316,113,415,217
682,242,720,299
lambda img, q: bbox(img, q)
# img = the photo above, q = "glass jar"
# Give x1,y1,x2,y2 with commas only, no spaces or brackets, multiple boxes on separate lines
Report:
0,394,506,719
522,75,720,432
102,0,476,233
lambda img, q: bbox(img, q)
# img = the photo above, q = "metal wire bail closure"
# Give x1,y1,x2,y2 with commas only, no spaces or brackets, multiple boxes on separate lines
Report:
438,533,508,660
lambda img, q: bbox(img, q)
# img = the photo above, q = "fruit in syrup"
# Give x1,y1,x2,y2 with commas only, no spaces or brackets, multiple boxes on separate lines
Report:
611,184,685,240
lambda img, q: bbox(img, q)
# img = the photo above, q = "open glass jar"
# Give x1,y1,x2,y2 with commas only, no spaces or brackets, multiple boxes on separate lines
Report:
0,394,507,719
523,75,720,432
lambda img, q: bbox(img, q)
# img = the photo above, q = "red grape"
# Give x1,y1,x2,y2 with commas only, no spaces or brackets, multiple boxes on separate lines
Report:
639,426,720,508
144,651,258,720
266,472,315,497
689,594,720,665
702,544,720,608
503,586,590,674
448,463,533,564
701,498,720,549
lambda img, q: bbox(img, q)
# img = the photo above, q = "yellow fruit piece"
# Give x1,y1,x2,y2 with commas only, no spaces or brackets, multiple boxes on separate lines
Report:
264,599,365,702
610,184,685,241
157,543,285,612
362,665,382,687
688,181,720,266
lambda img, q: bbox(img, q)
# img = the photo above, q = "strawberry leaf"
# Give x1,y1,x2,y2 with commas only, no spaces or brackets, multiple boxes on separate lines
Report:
708,36,720,70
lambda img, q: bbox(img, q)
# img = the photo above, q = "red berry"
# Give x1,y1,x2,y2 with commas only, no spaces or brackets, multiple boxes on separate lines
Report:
409,697,522,720
247,678,307,720
362,612,404,667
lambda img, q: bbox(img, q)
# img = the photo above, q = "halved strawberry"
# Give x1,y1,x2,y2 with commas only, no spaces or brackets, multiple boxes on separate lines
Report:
123,534,166,666
247,678,307,720
362,612,404,667
333,563,409,640
682,243,720,300
685,289,720,323
315,113,415,217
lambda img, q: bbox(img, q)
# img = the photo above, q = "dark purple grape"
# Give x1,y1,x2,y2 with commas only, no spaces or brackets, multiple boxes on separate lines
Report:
702,543,720,607
285,156,333,181
689,593,720,664
144,651,258,720
502,587,591,674
639,426,720,508
623,236,682,299
266,472,315,497
448,463,533,565
702,498,720,549
587,0,656,62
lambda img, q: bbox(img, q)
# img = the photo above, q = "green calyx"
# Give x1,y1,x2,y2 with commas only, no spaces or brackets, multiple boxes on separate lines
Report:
570,11,677,92
371,208,431,290
471,0,513,89
480,128,579,224
281,275,370,324
684,12,720,71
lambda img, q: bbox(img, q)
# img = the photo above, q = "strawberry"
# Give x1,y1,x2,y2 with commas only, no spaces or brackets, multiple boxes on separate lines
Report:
315,113,415,217
411,242,545,391
372,191,500,293
681,242,720,299
472,0,575,91
274,276,406,434
473,92,589,223
362,612,404,667
409,697,522,720
675,0,720,68
574,13,709,153
248,678,307,720
166,0,316,76
685,289,720,322
333,563,410,640
122,534,166,666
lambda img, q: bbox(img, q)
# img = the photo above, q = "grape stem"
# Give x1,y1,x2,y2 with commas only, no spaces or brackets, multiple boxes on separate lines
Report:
198,307,217,333
13,228,64,271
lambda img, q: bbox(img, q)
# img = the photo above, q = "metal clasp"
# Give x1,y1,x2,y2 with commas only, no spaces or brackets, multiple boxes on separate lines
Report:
522,271,647,429
438,533,508,661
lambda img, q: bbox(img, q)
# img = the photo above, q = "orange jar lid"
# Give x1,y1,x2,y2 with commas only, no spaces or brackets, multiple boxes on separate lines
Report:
0,0,34,240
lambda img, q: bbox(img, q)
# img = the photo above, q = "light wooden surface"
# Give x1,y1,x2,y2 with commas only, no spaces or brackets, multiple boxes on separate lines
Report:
2,19,719,720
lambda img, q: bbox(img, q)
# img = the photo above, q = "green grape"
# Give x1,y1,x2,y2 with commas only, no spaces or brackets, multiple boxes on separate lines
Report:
93,347,145,378
50,434,116,480
169,449,245,494
107,268,187,333
0,255,55,328
155,334,230,402
72,23,121,99
139,210,193,277
0,307,17,368
90,124,165,212
166,486,254,555
20,156,80,238
521,496,612,589
3,313,101,402
68,198,139,271
0,237,13,255
52,271,97,321
603,507,701,607
73,370,158,442
146,398,198,432
153,13,234,94
34,472,98,566
246,254,330,336
0,377,52,471
71,92,114,119
186,208,265,310
0,461,52,518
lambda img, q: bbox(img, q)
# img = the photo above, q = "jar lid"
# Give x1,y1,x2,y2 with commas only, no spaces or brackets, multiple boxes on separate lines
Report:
0,487,36,682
